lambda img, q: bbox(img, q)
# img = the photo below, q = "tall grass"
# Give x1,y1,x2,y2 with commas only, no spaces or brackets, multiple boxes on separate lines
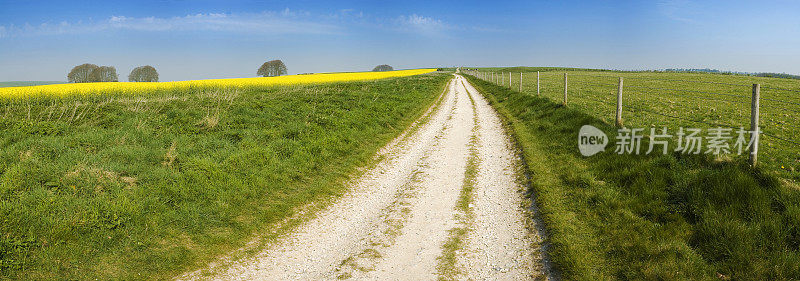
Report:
464,74,800,280
0,73,449,279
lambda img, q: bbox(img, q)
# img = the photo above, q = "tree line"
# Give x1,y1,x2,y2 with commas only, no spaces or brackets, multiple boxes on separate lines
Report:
68,60,394,83
68,63,158,83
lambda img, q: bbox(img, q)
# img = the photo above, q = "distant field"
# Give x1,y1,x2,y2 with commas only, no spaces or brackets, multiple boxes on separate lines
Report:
0,69,436,99
0,81,66,88
0,71,448,279
474,67,800,180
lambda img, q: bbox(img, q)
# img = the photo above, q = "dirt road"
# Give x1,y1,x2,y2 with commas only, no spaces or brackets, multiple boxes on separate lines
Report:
180,75,547,280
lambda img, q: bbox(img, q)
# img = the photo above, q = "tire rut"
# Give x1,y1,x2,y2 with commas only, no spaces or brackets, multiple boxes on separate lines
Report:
178,75,546,281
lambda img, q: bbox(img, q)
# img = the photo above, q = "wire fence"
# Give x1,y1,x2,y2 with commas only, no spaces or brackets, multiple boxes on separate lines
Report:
461,69,800,172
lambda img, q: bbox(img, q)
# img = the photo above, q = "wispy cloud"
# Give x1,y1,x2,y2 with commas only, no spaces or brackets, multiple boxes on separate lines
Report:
0,10,341,38
0,10,483,40
657,0,698,23
395,14,451,35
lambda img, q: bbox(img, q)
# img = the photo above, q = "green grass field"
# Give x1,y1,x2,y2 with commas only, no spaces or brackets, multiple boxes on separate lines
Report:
472,67,800,181
0,81,66,88
0,73,449,279
465,73,800,280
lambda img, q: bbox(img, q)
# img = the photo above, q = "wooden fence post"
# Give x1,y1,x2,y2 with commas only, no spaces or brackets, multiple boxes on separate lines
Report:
563,73,568,105
615,77,624,127
750,84,761,166
519,72,523,92
537,71,540,95
508,72,512,89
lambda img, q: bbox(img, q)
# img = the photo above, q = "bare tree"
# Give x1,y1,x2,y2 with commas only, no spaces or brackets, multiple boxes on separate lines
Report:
67,63,99,83
89,66,119,82
257,60,288,77
372,64,394,72
129,65,159,82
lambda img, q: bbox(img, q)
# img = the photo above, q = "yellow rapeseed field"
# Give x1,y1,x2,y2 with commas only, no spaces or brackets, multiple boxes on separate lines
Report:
0,68,437,99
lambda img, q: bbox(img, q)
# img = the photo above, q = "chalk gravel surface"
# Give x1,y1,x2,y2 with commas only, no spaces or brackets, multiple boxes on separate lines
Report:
179,75,546,280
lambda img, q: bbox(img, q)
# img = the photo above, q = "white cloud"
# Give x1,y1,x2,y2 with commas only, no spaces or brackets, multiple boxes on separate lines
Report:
657,0,698,23
0,11,470,39
395,14,450,34
0,11,340,38
105,12,337,34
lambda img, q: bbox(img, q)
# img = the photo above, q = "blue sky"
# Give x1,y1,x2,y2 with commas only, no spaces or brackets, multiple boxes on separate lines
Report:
1,0,799,81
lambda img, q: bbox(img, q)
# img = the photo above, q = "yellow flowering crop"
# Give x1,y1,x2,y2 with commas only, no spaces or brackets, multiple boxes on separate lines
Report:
0,69,437,99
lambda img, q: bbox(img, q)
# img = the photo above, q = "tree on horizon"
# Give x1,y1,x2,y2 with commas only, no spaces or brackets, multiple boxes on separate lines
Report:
129,66,159,82
67,63,99,83
372,64,394,72
257,60,288,77
89,66,119,82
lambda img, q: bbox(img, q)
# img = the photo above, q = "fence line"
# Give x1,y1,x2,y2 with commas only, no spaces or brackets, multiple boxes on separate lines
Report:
762,118,800,131
620,76,753,87
635,88,752,107
459,69,800,166
760,86,800,93
625,103,742,130
763,133,800,147
760,104,800,115
548,76,758,108
570,80,619,87
571,93,616,107
568,73,625,80
762,97,800,107
623,84,750,99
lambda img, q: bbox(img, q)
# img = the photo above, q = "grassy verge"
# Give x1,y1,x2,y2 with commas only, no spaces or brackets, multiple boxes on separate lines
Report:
464,74,800,280
0,73,449,280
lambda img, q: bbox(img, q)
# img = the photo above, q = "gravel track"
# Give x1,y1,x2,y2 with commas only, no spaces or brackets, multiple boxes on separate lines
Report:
179,75,545,281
